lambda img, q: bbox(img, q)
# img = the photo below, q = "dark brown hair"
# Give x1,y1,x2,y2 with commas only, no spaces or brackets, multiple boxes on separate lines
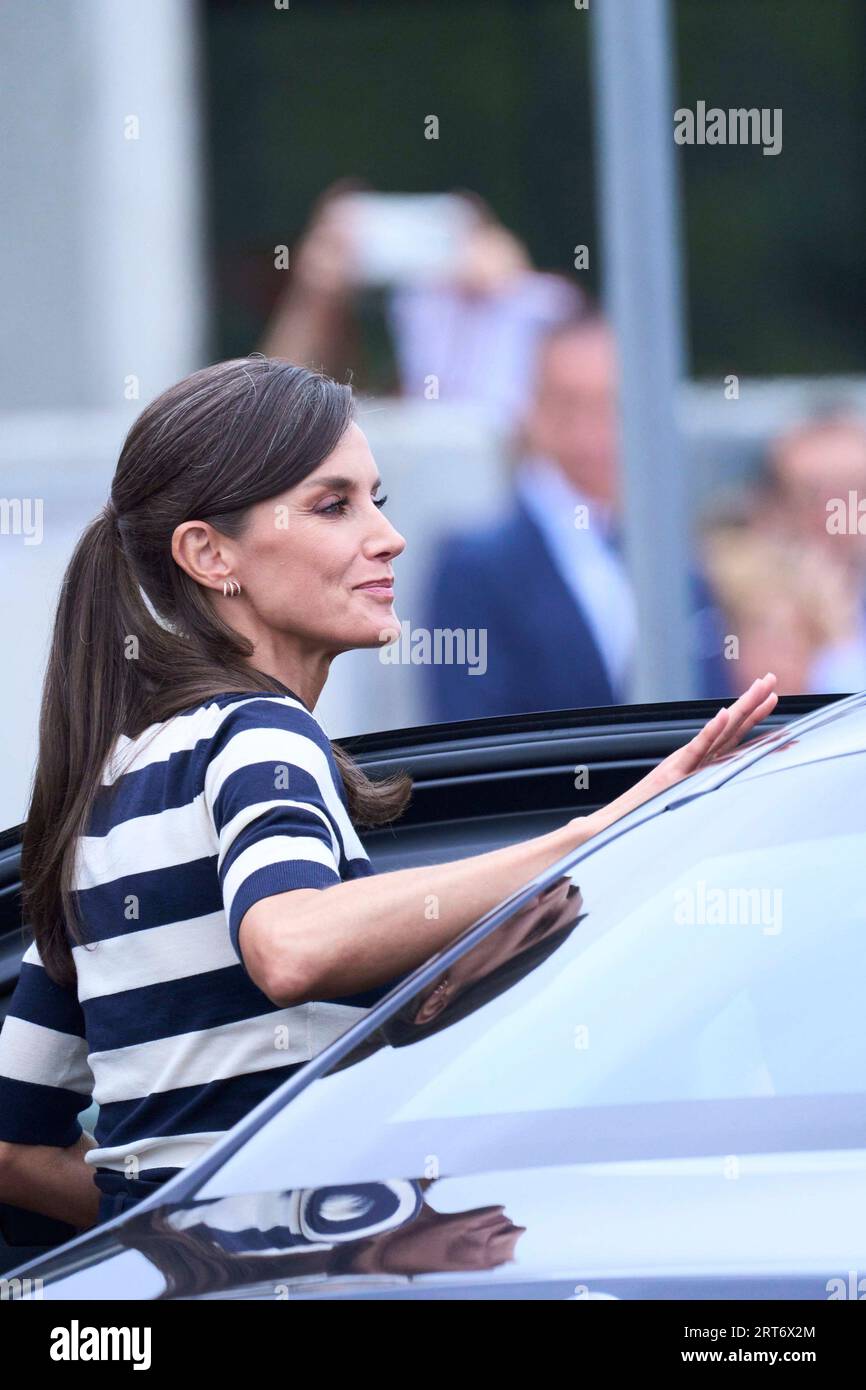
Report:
23,355,411,987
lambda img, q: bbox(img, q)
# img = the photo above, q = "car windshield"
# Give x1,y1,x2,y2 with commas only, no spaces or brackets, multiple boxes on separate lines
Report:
194,750,866,1201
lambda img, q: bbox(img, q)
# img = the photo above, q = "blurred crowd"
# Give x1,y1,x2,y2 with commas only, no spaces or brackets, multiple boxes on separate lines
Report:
261,181,866,718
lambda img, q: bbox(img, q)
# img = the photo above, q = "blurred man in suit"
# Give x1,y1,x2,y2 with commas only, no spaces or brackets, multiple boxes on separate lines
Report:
422,312,730,722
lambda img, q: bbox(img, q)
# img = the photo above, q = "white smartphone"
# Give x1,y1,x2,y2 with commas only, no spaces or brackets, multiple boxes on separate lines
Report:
341,192,477,286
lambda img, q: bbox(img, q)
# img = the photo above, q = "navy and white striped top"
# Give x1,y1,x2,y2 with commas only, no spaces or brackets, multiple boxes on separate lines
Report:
0,691,388,1204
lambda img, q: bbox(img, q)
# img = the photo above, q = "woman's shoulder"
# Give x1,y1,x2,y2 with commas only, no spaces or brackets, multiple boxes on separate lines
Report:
104,690,330,789
199,692,362,848
96,688,351,830
199,690,332,753
195,691,346,797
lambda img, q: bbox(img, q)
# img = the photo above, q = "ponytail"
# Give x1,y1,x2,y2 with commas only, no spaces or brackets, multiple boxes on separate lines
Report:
23,511,148,985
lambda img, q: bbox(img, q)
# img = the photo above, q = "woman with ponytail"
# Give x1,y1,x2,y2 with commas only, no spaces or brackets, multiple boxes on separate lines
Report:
0,355,777,1230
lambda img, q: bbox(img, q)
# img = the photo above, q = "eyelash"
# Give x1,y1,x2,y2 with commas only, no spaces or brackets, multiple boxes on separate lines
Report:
318,494,388,516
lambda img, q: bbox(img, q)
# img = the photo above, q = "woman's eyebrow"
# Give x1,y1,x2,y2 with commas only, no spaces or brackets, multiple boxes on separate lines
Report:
301,474,383,492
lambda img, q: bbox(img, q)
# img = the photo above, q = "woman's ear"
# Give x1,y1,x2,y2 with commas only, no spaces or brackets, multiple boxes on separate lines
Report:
171,521,234,591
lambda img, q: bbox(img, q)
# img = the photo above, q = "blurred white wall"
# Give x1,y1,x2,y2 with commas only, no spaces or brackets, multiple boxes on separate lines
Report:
0,0,206,827
0,0,207,408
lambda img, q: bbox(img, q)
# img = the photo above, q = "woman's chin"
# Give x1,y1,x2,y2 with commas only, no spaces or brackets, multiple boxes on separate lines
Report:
372,617,402,647
342,612,402,650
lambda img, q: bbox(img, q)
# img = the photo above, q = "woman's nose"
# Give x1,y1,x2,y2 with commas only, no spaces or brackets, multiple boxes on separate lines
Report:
366,512,406,559
386,522,407,558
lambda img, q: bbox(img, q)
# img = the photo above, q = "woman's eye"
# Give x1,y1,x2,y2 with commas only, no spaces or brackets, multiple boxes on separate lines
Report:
318,493,388,516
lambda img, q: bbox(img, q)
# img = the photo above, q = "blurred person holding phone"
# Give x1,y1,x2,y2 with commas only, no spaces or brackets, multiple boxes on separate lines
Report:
259,180,582,427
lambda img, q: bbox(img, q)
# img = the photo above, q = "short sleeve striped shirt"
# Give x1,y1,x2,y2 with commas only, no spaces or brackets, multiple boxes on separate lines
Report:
0,691,388,1205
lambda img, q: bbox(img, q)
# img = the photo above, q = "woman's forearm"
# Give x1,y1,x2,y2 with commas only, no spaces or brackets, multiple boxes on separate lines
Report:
253,814,598,1005
0,1131,102,1231
259,282,349,374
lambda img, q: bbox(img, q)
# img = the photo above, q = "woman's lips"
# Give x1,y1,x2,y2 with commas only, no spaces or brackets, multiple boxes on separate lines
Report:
354,581,394,601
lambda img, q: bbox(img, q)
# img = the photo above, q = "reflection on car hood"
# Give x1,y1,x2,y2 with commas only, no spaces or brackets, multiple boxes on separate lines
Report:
9,1148,866,1301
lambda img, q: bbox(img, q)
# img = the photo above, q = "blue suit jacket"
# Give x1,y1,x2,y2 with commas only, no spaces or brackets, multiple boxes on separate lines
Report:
421,497,733,723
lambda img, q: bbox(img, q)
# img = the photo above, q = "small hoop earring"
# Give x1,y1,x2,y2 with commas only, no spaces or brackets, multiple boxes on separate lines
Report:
222,578,241,598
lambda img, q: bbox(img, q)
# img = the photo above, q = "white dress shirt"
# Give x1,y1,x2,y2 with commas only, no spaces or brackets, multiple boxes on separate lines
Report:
514,455,638,699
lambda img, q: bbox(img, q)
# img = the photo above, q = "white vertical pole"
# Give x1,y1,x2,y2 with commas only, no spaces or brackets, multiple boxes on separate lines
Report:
590,0,695,700
77,0,209,407
0,0,207,826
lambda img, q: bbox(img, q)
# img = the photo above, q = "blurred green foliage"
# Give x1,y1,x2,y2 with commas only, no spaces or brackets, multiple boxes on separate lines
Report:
203,0,865,382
